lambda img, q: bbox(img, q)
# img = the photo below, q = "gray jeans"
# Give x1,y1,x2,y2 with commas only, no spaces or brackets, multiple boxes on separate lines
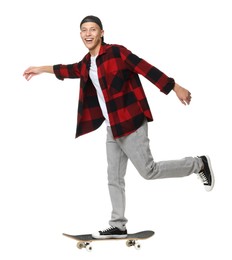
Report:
106,120,203,230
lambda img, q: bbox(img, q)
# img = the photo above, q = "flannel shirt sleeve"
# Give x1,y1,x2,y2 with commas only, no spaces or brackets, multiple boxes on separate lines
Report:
53,63,81,80
119,45,175,94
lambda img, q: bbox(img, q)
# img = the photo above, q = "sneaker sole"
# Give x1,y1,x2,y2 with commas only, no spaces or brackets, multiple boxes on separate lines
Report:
205,155,215,191
92,234,127,239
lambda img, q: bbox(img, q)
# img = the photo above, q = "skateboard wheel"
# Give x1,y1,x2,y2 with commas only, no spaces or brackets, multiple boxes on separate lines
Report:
134,241,141,250
126,240,133,247
86,244,92,252
77,242,84,249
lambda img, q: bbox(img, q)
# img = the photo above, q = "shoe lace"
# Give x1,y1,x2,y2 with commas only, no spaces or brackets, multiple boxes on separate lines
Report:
101,226,116,233
197,171,209,185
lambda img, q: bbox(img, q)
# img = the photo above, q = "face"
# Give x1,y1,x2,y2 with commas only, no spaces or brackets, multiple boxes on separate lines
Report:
80,22,104,55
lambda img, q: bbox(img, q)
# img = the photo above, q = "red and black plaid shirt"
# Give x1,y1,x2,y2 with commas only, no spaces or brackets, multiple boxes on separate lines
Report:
53,43,175,139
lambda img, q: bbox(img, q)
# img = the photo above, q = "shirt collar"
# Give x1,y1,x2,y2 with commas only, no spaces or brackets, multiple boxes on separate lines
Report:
98,42,108,56
85,43,108,60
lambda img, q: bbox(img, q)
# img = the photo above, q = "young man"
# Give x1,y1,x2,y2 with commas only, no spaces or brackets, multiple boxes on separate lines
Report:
23,15,215,239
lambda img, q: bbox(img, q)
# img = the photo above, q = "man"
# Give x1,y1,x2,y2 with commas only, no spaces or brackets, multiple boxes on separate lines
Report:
23,15,215,239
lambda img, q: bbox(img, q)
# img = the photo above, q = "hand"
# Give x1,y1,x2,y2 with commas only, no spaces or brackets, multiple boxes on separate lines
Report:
173,83,192,105
23,66,42,81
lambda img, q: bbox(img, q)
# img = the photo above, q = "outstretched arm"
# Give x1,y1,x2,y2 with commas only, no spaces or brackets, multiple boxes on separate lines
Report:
23,66,54,81
173,83,192,105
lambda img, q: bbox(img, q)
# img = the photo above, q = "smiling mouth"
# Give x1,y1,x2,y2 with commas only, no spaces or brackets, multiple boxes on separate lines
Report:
85,38,94,44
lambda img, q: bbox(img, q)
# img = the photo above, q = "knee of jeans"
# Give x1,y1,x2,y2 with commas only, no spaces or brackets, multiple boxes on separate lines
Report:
141,172,153,180
108,174,125,185
140,173,151,180
139,162,157,180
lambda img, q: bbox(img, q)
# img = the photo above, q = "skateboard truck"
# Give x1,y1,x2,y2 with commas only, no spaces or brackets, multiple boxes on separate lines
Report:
126,239,141,249
77,241,93,252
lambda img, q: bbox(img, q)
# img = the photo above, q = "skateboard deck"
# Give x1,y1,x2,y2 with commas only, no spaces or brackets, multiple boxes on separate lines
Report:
63,230,154,251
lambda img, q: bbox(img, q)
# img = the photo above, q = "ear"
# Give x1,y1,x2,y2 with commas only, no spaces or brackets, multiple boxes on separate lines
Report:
101,30,104,38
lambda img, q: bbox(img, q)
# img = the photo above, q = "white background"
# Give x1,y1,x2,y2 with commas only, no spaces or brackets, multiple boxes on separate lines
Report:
1,0,231,259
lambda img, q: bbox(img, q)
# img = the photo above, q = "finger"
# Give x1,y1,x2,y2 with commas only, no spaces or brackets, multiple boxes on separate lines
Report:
27,74,34,81
23,67,32,75
179,98,186,105
187,95,192,105
25,73,33,81
23,73,29,80
184,94,192,105
23,73,30,80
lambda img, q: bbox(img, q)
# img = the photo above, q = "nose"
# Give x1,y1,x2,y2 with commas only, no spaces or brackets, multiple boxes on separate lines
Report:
86,29,92,36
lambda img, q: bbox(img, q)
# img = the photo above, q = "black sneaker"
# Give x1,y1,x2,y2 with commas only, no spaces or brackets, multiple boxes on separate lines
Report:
197,155,215,191
92,226,127,239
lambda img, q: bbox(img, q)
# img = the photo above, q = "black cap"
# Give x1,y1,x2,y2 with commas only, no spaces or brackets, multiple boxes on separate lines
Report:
80,15,103,30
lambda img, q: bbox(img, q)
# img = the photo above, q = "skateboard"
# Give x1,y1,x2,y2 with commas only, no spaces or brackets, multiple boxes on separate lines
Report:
63,230,154,251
